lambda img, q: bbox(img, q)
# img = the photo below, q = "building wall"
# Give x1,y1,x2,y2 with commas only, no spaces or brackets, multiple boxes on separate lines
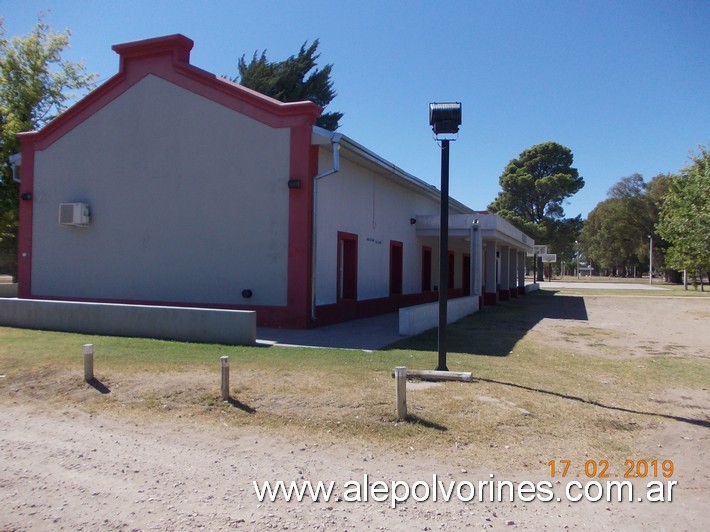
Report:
314,150,468,306
30,74,291,307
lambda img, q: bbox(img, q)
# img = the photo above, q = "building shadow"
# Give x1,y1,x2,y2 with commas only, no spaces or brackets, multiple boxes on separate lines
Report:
387,290,587,356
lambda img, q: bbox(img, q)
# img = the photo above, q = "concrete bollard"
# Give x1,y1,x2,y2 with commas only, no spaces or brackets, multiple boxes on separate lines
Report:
83,344,94,382
220,356,230,401
394,366,407,421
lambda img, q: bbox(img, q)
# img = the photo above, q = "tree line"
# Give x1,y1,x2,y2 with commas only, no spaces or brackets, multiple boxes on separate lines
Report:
581,150,709,288
489,141,709,289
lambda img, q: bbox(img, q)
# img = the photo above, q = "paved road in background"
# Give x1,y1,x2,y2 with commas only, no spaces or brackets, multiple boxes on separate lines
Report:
539,281,669,291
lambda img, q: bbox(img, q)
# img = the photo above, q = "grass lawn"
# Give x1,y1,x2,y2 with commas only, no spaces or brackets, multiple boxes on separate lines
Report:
1,289,708,472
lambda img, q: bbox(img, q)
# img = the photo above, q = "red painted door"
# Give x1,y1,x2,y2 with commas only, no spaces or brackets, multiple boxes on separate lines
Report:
390,241,403,295
422,246,432,292
338,232,358,301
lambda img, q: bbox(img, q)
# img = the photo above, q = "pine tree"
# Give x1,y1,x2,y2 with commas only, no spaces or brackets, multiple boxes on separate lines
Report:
235,39,342,131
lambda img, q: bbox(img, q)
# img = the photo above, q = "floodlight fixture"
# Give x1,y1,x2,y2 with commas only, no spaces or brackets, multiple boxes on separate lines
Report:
429,101,462,372
429,102,462,136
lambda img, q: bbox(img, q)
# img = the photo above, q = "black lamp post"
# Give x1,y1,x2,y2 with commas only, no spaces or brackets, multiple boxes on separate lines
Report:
429,102,462,372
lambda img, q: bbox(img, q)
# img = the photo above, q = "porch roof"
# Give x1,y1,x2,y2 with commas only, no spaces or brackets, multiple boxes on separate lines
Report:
414,213,535,253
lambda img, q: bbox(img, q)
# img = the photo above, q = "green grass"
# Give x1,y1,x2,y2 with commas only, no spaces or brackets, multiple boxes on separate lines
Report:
1,290,708,472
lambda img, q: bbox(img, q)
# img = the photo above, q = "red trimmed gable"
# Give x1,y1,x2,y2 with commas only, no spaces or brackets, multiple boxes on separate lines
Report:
112,34,194,67
18,33,322,150
16,34,322,327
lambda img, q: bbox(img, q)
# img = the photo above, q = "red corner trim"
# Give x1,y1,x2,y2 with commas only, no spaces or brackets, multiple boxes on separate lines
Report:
284,128,318,327
17,142,34,298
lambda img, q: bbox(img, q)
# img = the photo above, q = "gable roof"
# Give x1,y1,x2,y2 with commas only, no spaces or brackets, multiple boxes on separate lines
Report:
18,34,321,151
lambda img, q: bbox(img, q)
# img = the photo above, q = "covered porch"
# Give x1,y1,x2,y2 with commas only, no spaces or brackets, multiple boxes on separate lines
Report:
415,212,535,307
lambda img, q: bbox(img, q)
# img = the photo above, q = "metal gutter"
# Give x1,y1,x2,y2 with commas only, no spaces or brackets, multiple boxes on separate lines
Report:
311,127,342,321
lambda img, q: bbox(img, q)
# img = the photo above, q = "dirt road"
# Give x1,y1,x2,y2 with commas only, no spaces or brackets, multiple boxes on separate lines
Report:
1,293,708,530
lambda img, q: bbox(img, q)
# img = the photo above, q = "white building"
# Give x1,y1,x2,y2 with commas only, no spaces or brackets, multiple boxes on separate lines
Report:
16,34,533,329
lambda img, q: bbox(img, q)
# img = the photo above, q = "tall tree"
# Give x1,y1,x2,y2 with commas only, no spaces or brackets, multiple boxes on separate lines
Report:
0,17,96,278
582,197,641,275
656,147,710,289
488,141,584,276
582,172,675,277
234,39,342,131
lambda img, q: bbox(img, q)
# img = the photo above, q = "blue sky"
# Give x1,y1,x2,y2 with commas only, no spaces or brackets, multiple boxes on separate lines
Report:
3,0,708,218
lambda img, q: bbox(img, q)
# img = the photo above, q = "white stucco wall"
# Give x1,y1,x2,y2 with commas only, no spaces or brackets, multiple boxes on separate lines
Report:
31,75,291,306
314,150,468,305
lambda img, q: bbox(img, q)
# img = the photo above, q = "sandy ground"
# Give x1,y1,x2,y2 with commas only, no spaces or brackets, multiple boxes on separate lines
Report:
1,294,709,531
538,294,710,359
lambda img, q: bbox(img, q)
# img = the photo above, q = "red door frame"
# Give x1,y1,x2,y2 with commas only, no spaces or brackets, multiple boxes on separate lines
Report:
421,246,432,292
389,240,403,295
337,231,358,301
448,250,455,289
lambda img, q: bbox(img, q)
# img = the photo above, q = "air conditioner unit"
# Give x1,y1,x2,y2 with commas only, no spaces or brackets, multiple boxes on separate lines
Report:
59,203,90,226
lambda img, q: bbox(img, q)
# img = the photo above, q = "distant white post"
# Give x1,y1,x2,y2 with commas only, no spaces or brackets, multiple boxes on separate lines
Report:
220,356,230,401
83,344,94,382
648,235,653,285
394,366,407,421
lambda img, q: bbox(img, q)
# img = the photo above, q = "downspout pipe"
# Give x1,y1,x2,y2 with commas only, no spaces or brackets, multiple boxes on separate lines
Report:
311,132,341,321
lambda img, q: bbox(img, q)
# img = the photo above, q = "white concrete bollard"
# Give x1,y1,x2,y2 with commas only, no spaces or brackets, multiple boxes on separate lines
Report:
83,344,94,382
221,356,230,401
394,366,407,421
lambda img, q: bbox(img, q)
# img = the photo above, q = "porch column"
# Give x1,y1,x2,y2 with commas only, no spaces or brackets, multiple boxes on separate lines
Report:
499,246,510,301
509,249,518,298
518,251,526,295
470,225,482,298
484,240,498,305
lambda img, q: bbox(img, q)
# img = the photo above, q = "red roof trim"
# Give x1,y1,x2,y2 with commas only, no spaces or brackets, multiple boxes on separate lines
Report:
18,33,321,151
112,34,194,66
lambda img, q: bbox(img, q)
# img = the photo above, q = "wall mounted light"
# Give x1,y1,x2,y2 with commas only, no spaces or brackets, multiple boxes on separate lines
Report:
288,179,302,189
410,218,417,225
21,192,32,201
241,289,253,299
